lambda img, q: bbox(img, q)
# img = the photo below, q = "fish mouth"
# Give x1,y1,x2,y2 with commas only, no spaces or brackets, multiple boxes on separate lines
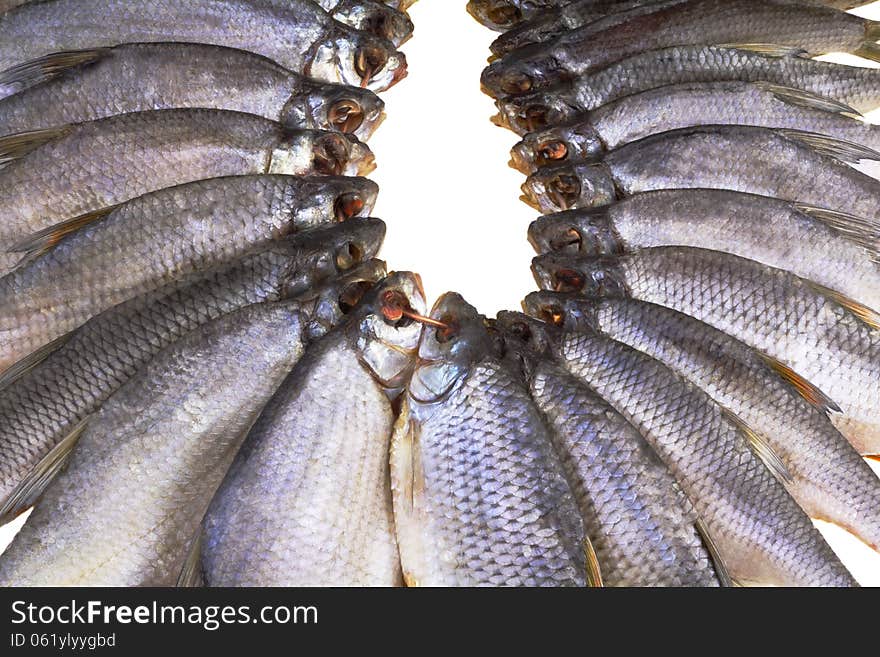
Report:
362,50,408,92
509,142,534,174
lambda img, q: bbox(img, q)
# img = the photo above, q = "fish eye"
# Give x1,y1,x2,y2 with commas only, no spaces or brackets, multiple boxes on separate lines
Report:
549,175,581,210
338,280,374,313
487,5,522,26
355,45,389,85
520,105,549,132
537,140,568,163
335,241,364,270
435,315,459,343
313,134,348,175
502,71,534,95
549,227,582,252
335,193,366,222
329,99,365,134
380,290,414,327
507,321,532,342
554,268,585,293
538,305,565,326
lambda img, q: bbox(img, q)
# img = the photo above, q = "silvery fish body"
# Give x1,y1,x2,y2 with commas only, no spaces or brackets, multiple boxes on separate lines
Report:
494,46,880,135
526,190,880,312
481,0,879,98
0,0,407,91
199,273,423,586
522,298,855,586
391,294,588,587
496,312,723,587
0,174,378,372
531,247,880,457
0,301,310,586
548,296,880,551
0,222,386,525
0,110,375,275
520,126,880,218
0,43,386,140
511,81,880,169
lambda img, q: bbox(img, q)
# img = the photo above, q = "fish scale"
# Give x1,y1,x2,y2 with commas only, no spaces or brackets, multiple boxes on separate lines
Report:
0,110,374,276
0,301,310,586
391,294,588,586
0,174,377,372
198,274,422,586
482,0,880,98
533,247,880,457
0,0,406,91
0,221,385,525
494,45,880,135
502,323,722,586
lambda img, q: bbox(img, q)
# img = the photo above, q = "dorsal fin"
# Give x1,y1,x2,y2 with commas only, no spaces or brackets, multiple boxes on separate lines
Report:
757,352,842,414
722,408,793,485
807,280,880,330
583,535,604,587
777,129,880,164
753,82,863,119
720,43,809,58
0,332,71,392
795,205,880,264
176,531,206,587
9,205,118,264
0,126,69,167
0,418,88,527
0,48,110,94
694,518,734,587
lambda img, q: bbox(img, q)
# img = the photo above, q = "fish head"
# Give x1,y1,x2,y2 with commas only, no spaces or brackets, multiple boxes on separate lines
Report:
279,217,387,298
307,26,408,92
281,83,386,141
493,89,581,136
521,162,616,214
467,0,523,31
528,207,623,256
299,259,389,341
522,290,603,334
290,176,379,229
511,122,603,174
352,271,426,393
531,252,630,298
489,12,564,57
408,292,495,404
332,0,415,47
481,45,564,99
494,309,561,365
270,130,376,177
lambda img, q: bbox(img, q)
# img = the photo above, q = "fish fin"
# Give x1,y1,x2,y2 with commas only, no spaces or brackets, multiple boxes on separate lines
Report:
867,454,880,462
9,205,117,263
0,48,109,94
721,408,793,485
583,535,604,587
176,531,205,587
795,205,880,263
806,280,880,330
855,23,880,64
0,333,71,393
720,43,809,58
757,351,842,414
0,417,88,526
694,518,734,587
752,82,863,119
777,129,880,164
0,126,68,168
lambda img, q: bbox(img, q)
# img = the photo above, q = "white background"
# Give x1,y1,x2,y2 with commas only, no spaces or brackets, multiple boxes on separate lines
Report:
1,0,879,585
